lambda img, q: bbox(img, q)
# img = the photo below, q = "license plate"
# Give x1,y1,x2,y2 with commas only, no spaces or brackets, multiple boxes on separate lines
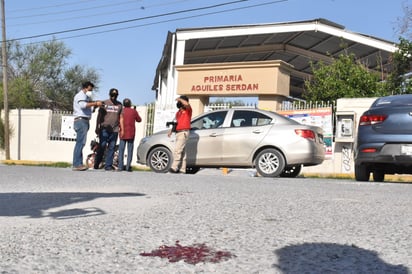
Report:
401,145,412,155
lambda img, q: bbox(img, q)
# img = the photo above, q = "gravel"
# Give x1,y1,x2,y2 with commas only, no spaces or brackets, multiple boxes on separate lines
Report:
0,165,411,273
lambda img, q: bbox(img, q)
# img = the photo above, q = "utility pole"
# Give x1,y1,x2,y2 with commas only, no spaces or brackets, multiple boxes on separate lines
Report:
1,0,9,160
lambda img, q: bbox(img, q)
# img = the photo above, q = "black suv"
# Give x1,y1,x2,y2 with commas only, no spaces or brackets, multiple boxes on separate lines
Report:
355,94,412,182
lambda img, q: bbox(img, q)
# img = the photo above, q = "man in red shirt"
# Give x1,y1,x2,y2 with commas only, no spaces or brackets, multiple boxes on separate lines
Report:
118,98,142,171
168,95,192,173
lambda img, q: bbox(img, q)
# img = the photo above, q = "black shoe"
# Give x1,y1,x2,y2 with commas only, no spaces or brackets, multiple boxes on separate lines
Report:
105,167,115,171
169,168,179,173
127,167,132,172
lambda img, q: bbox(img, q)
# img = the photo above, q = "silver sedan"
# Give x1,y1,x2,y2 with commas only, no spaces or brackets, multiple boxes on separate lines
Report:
137,108,325,177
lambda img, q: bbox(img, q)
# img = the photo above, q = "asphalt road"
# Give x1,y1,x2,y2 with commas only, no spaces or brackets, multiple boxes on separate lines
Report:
0,165,411,273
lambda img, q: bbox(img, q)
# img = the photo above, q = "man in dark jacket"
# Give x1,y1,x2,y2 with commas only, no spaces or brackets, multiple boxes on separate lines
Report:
94,88,122,171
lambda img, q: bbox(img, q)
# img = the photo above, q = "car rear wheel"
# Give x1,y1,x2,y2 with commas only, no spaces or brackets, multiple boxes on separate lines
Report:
280,165,302,178
373,170,385,182
255,148,285,177
354,164,370,181
148,147,172,173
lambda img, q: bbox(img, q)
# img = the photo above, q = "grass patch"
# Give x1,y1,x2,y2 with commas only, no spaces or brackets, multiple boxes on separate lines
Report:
303,172,412,183
2,160,71,168
1,160,151,171
303,173,354,180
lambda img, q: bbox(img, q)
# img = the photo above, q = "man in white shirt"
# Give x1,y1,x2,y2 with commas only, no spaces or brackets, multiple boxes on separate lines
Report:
72,81,103,171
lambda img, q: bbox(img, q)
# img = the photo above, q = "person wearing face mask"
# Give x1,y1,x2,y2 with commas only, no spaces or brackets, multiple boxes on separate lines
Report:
72,81,103,171
94,88,123,171
167,95,192,174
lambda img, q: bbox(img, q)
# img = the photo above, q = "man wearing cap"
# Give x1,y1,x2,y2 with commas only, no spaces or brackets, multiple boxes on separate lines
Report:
168,95,192,174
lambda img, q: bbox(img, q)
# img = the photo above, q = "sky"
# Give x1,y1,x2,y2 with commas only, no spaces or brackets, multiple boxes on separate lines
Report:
5,0,410,106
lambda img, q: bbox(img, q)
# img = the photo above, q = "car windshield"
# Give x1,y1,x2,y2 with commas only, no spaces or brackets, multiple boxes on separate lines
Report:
373,95,412,107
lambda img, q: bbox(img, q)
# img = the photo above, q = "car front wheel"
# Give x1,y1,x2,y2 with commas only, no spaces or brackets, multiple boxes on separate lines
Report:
255,148,285,177
148,147,172,173
354,164,370,181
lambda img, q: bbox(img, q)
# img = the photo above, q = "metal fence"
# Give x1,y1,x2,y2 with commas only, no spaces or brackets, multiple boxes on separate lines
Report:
144,103,155,136
205,102,257,111
49,110,76,141
281,100,335,111
50,101,334,141
281,99,336,126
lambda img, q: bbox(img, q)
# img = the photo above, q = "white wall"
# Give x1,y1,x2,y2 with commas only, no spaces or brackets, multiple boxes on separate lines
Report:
0,106,148,165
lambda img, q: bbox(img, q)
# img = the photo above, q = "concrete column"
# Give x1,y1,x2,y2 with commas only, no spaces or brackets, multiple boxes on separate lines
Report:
258,95,286,111
186,95,209,116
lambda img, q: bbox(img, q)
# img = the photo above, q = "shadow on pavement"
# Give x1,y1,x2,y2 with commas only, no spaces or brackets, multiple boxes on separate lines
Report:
0,192,145,219
273,242,409,274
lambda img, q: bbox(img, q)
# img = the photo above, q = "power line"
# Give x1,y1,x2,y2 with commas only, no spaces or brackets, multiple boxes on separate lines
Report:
8,0,194,28
8,0,143,20
7,0,250,42
8,0,106,13
141,0,195,10
19,0,288,45
7,0,197,22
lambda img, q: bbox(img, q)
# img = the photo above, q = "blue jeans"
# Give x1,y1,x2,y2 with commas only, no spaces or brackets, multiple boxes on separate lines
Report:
95,128,118,169
118,138,135,171
73,119,89,167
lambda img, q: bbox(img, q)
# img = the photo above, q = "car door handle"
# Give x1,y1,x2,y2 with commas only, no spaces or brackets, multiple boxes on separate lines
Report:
252,129,263,134
209,133,218,137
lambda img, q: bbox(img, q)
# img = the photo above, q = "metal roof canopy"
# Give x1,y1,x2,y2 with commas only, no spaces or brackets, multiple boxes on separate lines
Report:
153,18,398,98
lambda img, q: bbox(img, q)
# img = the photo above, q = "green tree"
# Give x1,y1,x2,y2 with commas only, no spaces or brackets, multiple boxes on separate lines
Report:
385,37,412,94
48,64,99,110
397,2,412,40
0,39,99,110
303,54,386,102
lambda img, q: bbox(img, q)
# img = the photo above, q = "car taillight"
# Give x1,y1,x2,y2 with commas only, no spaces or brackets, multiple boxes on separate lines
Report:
361,148,377,153
295,129,315,141
359,114,387,126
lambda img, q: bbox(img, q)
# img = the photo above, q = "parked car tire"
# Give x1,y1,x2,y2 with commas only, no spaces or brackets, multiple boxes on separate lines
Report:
280,165,302,178
373,170,385,182
255,148,285,177
355,164,370,181
148,147,172,173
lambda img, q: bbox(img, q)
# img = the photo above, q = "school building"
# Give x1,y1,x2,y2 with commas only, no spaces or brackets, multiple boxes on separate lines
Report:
151,18,397,132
